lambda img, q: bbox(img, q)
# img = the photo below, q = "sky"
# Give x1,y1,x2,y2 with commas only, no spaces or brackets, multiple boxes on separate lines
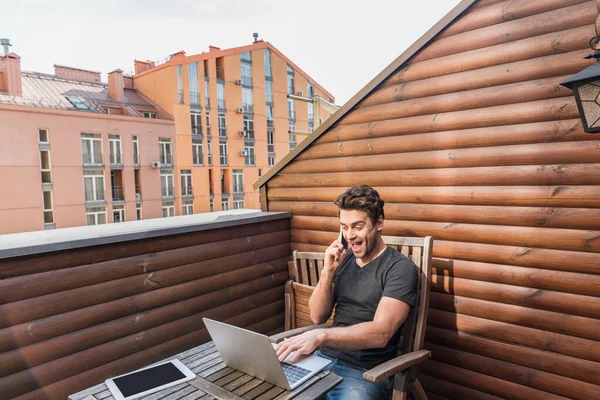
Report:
1,0,462,105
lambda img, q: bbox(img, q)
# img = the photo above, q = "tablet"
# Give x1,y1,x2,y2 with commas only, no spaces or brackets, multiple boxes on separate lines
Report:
105,359,195,400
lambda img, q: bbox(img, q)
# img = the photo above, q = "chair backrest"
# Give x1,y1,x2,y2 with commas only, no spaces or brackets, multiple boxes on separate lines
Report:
287,236,433,354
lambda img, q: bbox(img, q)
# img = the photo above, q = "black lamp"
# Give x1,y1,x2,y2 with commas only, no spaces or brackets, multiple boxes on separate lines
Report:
561,37,600,133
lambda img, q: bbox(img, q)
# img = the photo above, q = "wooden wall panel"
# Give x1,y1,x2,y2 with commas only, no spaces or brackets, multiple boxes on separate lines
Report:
0,217,291,400
264,0,600,398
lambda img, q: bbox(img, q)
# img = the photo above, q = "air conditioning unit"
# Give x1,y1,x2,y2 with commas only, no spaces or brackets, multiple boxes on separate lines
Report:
297,91,304,97
239,130,247,137
151,161,161,168
235,79,242,85
236,107,244,113
240,150,248,156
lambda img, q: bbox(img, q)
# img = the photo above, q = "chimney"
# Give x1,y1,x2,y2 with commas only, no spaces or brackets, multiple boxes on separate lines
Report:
209,45,221,52
1,38,11,55
108,69,124,102
134,60,155,74
1,52,22,96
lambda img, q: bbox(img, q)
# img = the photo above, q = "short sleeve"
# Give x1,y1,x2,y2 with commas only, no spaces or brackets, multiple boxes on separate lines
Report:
382,259,419,307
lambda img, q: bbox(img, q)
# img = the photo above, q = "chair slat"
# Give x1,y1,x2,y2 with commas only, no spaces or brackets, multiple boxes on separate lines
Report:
401,245,410,257
309,260,319,286
300,259,310,285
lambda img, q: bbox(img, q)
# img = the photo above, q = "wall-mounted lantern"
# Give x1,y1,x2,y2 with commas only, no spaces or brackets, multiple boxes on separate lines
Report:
560,38,600,133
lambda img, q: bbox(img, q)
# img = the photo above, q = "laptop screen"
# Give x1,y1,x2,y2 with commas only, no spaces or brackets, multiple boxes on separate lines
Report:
113,362,186,397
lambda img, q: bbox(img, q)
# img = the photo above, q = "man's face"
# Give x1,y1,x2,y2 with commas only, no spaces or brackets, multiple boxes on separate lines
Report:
339,209,383,262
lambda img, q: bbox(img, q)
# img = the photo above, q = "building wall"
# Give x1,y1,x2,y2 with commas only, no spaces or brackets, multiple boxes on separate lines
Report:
264,1,600,399
133,43,335,215
0,104,175,234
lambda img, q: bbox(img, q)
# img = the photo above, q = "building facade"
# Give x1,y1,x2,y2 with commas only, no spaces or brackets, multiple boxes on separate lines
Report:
0,53,176,234
133,40,336,215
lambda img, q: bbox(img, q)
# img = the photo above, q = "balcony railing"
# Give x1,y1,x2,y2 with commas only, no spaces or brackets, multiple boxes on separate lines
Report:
112,185,124,201
190,91,200,106
82,152,103,165
243,104,254,113
159,153,173,166
110,152,122,166
216,67,225,80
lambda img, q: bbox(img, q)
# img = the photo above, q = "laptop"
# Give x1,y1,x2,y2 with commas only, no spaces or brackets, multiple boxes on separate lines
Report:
203,318,331,390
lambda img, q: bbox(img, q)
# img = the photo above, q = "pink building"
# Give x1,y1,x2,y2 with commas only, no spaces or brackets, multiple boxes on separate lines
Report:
0,51,176,234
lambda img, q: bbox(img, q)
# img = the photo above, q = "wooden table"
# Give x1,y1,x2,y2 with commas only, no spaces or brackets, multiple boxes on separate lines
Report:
69,341,342,400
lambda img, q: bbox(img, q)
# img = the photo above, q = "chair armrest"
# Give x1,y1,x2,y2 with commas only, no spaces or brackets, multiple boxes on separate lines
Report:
269,325,331,344
362,350,431,383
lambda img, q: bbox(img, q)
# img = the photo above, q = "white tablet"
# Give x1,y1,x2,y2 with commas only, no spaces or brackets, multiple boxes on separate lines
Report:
105,359,195,400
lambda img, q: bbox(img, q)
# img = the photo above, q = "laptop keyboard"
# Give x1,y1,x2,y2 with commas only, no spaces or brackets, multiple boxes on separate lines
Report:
281,362,312,385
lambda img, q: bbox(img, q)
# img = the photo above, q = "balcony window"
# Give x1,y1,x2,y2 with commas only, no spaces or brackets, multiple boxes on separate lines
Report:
40,150,52,183
182,200,194,215
233,198,244,209
241,51,252,62
86,207,107,225
162,202,175,217
42,190,54,224
160,171,174,198
83,171,105,202
109,135,122,165
205,80,210,108
307,82,314,99
218,113,227,138
112,184,124,202
264,49,272,77
222,199,230,211
232,169,244,194
267,131,275,154
241,62,252,87
243,116,254,139
181,170,193,197
38,128,49,143
244,144,255,167
221,169,229,195
192,140,203,166
113,205,125,223
159,139,173,165
219,141,228,166
288,99,295,121
242,87,253,113
210,198,214,212
189,62,200,105
268,156,275,166
81,134,103,165
191,112,202,135
287,65,294,95
217,82,225,110
177,65,183,103
132,136,140,165
207,139,213,166
136,204,142,220
265,80,273,104
206,113,211,136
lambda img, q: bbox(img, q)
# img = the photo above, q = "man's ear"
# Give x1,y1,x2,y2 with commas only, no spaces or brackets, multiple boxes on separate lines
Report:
376,216,384,232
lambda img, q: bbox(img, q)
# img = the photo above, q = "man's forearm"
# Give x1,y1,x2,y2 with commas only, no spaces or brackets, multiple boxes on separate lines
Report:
319,321,391,350
308,270,335,324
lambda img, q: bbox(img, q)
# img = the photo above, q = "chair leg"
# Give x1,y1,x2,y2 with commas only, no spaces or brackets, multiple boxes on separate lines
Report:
408,378,427,400
392,372,408,400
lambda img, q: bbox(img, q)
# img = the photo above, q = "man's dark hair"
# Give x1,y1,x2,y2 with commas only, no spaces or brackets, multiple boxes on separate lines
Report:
334,185,385,225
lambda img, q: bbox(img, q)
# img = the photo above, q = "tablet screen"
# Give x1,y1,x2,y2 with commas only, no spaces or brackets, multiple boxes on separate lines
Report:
113,362,186,397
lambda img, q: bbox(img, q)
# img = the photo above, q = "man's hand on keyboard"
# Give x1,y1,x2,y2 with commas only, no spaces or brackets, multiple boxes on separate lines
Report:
275,329,327,363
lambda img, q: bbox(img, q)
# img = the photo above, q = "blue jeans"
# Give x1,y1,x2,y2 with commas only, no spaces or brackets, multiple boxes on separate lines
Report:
316,350,392,400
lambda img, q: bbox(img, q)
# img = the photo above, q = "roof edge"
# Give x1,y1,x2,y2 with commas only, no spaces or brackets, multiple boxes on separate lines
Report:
253,0,478,191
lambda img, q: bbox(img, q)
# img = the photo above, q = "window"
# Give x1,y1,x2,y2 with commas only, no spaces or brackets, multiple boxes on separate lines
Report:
86,207,107,225
113,205,125,223
219,141,228,166
83,171,105,201
233,198,244,209
222,199,230,211
265,80,273,104
241,62,252,87
38,129,49,143
233,169,244,194
286,65,294,95
143,112,157,119
210,198,214,212
191,112,202,135
268,155,275,166
218,113,226,138
189,62,199,105
308,103,314,133
81,133,103,165
159,139,172,165
266,106,274,130
162,202,175,217
182,200,194,215
207,139,213,165
217,82,225,109
258,169,262,178
177,65,183,103
192,139,203,166
136,205,142,220
109,135,122,165
242,87,253,113
288,99,295,120
241,51,252,62
205,79,210,108
42,190,54,223
243,116,254,138
160,170,174,197
307,82,314,99
206,112,211,136
221,169,229,194
244,144,255,166
132,136,140,165
40,150,52,183
66,96,89,110
264,49,272,77
181,170,193,196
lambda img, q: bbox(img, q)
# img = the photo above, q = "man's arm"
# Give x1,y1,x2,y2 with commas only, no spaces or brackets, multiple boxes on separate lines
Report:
276,296,411,363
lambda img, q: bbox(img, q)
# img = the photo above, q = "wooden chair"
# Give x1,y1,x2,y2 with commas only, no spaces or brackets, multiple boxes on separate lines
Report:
272,236,434,400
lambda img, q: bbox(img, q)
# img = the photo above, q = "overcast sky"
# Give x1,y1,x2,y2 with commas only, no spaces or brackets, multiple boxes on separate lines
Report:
1,0,462,105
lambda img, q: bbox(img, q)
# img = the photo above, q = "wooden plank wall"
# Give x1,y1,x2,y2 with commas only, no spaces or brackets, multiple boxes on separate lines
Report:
0,217,290,399
266,0,600,398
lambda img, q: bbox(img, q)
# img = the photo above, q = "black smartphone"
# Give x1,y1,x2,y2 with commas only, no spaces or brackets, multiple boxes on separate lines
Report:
339,227,348,250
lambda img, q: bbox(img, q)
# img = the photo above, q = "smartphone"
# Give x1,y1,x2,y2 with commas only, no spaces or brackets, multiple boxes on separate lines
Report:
339,227,348,250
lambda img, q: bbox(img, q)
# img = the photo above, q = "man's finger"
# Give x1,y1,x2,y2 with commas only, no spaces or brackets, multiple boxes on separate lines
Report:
278,345,296,362
290,347,307,363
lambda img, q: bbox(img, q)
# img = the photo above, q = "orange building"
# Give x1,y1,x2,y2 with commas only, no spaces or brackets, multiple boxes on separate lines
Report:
133,39,336,213
0,50,176,234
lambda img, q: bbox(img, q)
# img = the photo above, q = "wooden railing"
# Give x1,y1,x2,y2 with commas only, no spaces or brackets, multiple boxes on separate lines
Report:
0,211,291,399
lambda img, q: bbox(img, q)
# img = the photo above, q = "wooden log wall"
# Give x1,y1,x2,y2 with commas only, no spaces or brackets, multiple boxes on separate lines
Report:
0,215,291,399
265,0,600,398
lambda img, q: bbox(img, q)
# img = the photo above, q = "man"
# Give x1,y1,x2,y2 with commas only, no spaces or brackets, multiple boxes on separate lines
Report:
275,185,419,400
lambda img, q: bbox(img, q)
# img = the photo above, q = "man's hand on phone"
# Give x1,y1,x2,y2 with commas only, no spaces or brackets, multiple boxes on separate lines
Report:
323,237,348,274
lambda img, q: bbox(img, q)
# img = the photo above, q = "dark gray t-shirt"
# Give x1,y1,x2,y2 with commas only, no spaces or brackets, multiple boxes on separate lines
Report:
320,246,418,369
